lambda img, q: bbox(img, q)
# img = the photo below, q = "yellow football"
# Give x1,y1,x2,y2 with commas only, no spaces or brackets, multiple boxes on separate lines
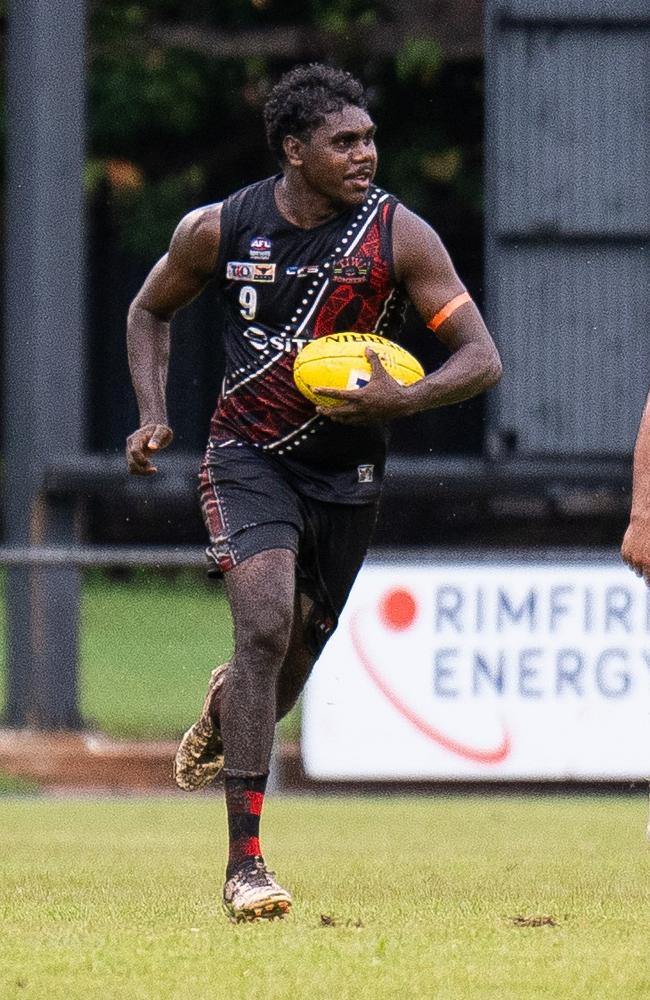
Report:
293,332,424,407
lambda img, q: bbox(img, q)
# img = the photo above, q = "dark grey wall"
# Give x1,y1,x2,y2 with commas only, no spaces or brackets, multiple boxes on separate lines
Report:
485,0,650,456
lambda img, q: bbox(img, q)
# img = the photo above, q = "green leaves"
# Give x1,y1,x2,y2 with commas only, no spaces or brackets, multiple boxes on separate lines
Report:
85,1,481,260
395,36,443,84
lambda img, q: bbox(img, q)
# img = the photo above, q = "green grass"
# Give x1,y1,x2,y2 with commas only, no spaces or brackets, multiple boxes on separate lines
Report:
79,573,233,738
0,572,300,740
1,795,649,1000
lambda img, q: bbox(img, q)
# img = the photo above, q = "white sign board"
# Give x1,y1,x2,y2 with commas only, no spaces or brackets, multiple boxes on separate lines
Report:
302,561,650,780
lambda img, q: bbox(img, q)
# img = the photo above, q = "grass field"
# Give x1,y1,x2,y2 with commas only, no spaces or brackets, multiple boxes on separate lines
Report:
1,794,649,1000
79,573,234,738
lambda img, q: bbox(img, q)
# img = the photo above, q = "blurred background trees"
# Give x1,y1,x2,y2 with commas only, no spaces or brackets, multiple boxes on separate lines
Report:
89,1,482,266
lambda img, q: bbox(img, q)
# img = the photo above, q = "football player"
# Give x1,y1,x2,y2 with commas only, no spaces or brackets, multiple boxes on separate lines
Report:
126,63,502,922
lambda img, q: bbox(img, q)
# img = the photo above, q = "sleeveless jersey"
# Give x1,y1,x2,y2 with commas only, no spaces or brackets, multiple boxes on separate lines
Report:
210,175,407,503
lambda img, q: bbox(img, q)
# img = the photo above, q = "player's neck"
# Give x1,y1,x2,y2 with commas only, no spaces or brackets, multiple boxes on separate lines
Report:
274,173,345,229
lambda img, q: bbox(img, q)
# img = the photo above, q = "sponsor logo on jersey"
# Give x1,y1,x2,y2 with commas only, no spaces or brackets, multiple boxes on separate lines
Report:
332,256,371,283
249,236,272,260
243,325,310,354
357,464,374,483
227,262,276,282
286,264,320,278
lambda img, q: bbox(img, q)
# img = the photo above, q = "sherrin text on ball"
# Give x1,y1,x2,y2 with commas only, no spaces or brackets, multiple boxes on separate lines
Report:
293,332,424,407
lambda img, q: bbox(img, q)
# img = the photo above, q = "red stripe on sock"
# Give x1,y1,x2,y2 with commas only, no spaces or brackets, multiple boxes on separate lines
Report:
229,836,261,865
245,791,264,816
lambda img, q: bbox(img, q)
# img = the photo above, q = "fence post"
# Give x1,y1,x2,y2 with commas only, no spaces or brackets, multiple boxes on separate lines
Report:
3,0,87,728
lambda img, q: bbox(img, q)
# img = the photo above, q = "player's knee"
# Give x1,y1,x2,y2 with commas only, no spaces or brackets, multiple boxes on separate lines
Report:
238,602,293,666
276,647,317,719
276,675,312,720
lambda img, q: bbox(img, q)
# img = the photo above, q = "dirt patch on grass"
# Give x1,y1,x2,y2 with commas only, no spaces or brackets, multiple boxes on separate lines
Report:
510,914,558,928
320,913,365,928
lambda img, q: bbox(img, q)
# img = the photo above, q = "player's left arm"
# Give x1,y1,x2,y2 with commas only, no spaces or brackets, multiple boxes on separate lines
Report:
391,205,502,413
318,206,502,423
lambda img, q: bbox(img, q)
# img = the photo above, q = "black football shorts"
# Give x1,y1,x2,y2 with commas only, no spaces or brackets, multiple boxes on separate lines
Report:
198,440,378,654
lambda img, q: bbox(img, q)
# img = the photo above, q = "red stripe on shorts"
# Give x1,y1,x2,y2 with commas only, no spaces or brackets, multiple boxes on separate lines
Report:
198,463,225,541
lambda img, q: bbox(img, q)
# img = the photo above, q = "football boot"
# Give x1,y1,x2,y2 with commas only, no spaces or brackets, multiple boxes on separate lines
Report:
223,857,292,922
173,663,227,790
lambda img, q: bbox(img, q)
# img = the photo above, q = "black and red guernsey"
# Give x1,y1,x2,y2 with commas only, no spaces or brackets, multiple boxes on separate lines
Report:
210,175,408,503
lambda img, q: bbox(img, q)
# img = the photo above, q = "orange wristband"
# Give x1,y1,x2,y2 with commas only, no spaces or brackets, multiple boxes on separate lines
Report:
427,291,472,332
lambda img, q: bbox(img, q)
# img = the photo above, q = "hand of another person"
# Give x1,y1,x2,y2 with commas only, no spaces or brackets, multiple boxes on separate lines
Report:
621,520,650,584
126,423,174,475
315,348,414,425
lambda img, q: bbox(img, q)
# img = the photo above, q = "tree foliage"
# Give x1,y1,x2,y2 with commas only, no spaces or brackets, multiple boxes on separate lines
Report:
88,1,483,265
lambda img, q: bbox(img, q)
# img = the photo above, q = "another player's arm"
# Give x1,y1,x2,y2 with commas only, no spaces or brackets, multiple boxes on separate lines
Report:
621,392,650,581
126,204,221,475
319,206,502,423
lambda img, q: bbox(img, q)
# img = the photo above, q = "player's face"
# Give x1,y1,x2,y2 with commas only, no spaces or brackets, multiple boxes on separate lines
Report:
298,106,378,207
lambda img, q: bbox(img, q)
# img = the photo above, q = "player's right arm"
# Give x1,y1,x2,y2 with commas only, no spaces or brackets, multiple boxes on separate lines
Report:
622,392,650,581
126,204,221,475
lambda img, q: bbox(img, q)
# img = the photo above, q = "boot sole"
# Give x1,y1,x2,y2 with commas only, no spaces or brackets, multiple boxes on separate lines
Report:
223,897,292,923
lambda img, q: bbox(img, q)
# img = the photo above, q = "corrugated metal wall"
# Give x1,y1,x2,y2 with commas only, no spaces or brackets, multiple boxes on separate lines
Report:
485,0,650,456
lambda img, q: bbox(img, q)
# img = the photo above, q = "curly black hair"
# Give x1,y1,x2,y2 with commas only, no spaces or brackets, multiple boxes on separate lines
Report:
264,63,368,162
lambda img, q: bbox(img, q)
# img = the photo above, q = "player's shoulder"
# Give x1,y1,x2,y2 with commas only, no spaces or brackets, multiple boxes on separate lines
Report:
368,185,409,235
368,184,400,209
222,175,277,211
392,202,433,235
169,203,222,274
392,203,445,252
365,183,438,246
175,203,222,243
390,204,453,283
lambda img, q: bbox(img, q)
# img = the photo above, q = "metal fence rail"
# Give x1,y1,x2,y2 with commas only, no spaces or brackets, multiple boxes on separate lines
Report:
0,543,625,569
0,546,207,568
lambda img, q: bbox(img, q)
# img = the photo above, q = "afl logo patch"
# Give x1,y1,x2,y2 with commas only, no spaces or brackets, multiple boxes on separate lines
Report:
332,256,372,283
249,236,272,260
227,262,276,283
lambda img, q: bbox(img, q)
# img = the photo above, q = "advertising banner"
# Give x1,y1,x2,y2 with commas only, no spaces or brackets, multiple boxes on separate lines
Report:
301,559,650,780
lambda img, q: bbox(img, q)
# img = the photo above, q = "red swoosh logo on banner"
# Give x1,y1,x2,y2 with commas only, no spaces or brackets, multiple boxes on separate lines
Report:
350,609,512,765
